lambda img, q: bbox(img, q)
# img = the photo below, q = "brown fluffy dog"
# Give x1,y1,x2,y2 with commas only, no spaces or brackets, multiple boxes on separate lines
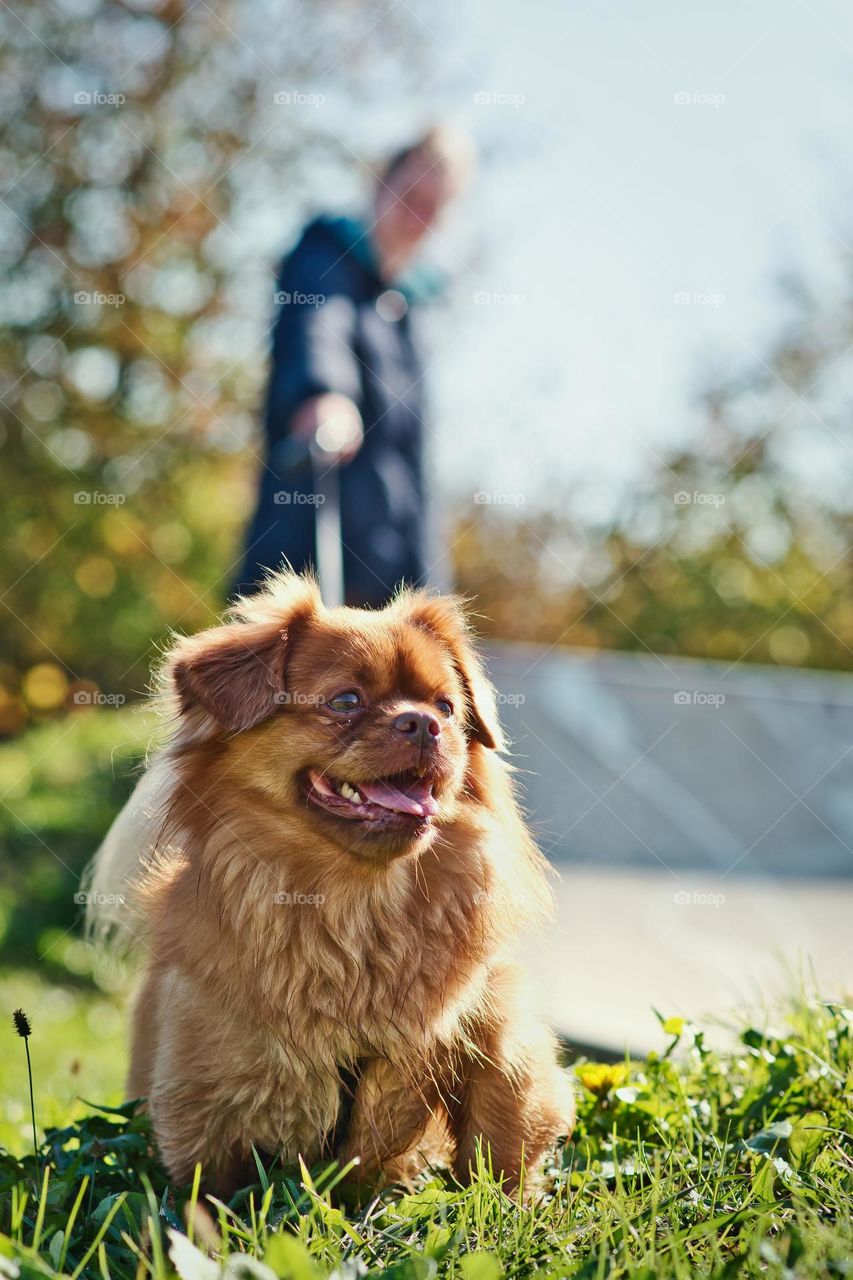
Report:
88,571,574,1194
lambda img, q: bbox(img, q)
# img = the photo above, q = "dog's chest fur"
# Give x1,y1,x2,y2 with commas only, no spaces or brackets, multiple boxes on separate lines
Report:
150,843,494,1164
174,837,493,1067
274,870,489,1062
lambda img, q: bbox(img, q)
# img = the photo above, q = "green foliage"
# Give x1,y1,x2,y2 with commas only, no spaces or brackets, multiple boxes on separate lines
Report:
0,708,156,970
0,995,850,1279
0,0,421,736
452,499,853,671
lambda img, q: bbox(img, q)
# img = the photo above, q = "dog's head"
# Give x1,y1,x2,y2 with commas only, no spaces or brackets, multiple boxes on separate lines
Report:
165,572,504,862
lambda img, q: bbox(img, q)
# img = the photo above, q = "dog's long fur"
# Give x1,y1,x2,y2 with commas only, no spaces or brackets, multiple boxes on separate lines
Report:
87,572,574,1193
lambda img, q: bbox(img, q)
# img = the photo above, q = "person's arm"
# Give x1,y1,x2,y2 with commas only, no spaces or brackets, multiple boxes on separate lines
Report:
266,243,365,463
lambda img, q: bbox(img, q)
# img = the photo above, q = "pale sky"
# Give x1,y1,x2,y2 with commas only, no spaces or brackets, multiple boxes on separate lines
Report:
425,0,853,517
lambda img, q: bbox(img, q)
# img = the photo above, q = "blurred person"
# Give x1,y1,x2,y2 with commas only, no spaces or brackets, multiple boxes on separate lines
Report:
234,126,472,606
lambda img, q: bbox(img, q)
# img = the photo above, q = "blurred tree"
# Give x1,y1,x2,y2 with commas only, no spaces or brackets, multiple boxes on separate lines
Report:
453,274,853,672
0,0,425,733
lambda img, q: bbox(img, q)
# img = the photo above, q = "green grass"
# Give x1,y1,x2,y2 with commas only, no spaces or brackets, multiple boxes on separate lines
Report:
0,987,850,1279
0,969,127,1151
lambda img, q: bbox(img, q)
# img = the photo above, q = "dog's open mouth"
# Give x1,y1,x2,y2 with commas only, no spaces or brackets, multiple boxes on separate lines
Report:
305,768,439,824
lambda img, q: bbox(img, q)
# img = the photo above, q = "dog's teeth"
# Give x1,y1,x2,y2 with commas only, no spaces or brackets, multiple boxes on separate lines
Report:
339,782,360,803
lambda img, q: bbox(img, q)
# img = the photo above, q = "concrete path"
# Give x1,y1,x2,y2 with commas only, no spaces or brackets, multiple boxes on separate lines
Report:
527,867,853,1055
485,643,853,1054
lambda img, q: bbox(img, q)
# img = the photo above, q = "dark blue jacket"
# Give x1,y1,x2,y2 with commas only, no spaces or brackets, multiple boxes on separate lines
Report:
235,216,434,606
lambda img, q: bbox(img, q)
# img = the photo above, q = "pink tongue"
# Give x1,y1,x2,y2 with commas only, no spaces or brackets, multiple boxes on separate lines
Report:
358,777,438,817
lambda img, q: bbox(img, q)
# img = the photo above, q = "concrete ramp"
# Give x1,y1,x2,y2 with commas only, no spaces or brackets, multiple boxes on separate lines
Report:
485,644,853,1052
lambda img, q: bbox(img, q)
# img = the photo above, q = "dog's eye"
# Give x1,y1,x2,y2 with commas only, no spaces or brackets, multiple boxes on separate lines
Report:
435,698,454,717
327,690,363,713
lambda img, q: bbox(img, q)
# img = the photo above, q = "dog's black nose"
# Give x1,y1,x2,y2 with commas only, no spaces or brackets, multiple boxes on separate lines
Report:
393,710,441,745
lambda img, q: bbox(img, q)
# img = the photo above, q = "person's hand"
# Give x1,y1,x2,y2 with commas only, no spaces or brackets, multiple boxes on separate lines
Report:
290,393,364,464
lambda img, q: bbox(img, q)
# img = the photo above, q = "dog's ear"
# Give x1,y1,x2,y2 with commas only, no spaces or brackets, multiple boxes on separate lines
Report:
401,594,504,750
168,571,320,734
170,620,290,734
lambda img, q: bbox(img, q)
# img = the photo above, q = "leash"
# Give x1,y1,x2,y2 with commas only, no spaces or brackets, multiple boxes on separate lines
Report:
273,419,357,608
